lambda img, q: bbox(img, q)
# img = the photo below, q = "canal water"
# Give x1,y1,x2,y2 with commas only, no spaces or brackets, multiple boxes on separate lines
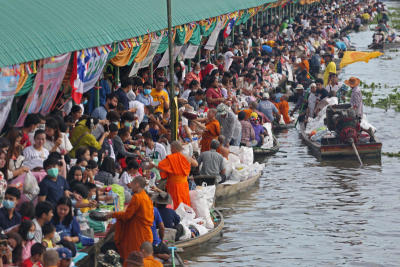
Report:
189,3,400,266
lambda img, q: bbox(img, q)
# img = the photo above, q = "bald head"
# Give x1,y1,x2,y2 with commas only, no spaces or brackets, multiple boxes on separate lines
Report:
140,241,153,257
133,176,147,189
207,109,217,120
170,140,183,154
43,250,59,267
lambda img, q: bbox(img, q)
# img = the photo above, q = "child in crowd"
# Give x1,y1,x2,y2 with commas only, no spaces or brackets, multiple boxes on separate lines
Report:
22,243,46,267
41,223,56,249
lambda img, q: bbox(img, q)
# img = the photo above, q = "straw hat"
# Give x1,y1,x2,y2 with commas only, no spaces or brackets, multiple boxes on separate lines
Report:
151,192,173,205
344,77,360,88
216,103,228,115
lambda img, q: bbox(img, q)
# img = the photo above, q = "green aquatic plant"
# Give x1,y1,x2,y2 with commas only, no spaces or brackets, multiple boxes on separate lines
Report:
383,152,400,158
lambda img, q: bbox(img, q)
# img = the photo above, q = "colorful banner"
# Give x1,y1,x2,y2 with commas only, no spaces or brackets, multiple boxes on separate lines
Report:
184,44,200,59
157,45,183,68
205,18,226,50
0,66,20,132
16,53,70,126
71,48,109,104
129,34,163,77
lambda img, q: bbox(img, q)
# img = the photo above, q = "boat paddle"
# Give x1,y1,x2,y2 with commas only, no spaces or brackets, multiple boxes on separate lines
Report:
350,138,363,167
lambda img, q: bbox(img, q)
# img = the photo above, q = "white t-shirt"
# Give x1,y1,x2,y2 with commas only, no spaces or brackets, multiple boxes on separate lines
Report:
44,132,73,153
145,142,166,161
224,51,234,71
181,89,192,100
23,146,49,170
129,100,145,124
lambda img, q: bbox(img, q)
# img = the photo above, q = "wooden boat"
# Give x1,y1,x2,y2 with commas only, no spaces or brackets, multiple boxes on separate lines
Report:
299,123,382,159
193,172,262,202
174,209,224,250
368,41,400,50
273,122,295,132
253,136,280,157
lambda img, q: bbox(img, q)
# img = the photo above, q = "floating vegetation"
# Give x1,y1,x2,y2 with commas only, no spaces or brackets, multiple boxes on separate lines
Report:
356,81,400,111
383,151,400,157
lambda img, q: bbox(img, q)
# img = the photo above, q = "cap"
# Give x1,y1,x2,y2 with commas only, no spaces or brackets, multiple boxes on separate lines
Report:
57,247,72,260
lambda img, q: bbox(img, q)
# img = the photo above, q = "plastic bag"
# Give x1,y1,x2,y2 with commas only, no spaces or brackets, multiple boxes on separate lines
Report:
175,203,196,222
239,147,253,165
180,225,192,240
189,185,215,229
23,172,39,201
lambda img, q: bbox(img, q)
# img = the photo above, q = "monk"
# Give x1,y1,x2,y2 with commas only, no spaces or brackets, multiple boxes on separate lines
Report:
195,109,220,152
156,141,198,209
106,176,154,266
141,242,163,267
276,95,292,124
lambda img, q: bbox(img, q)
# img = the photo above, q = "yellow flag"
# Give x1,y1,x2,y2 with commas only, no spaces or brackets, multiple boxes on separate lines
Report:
340,51,383,68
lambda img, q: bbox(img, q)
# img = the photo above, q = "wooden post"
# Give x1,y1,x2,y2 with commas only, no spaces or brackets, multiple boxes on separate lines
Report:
167,0,177,141
188,59,191,72
150,61,154,85
95,81,100,108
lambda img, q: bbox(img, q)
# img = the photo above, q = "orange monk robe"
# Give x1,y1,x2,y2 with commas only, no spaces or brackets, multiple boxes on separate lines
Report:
158,152,191,209
277,100,291,124
199,119,220,152
299,59,310,78
113,190,154,263
243,109,253,120
143,256,163,267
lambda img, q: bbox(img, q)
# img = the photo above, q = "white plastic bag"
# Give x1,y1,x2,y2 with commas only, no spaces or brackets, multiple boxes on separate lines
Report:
180,225,192,240
189,184,215,229
23,172,39,201
175,203,196,222
239,147,254,165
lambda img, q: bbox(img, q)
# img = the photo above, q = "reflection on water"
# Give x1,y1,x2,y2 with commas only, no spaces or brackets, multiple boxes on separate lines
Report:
188,3,400,266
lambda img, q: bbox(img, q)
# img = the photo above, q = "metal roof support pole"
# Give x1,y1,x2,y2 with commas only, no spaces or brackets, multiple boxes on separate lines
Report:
188,59,191,73
115,67,120,90
167,0,177,141
150,61,154,85
231,25,235,44
95,81,100,108
261,10,264,26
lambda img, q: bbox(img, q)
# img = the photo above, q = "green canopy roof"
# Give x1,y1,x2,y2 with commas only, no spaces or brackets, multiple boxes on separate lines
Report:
0,0,277,67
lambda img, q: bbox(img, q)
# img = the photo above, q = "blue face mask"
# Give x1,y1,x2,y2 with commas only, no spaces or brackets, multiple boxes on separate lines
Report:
93,157,98,163
47,167,59,178
175,91,180,96
81,166,86,172
71,199,77,206
2,199,15,210
27,232,35,241
198,100,203,105
91,195,96,201
113,121,119,126
83,99,88,105
144,89,152,95
124,122,132,128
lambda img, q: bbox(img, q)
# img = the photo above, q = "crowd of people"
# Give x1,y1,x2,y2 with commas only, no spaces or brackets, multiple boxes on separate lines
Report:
0,0,381,266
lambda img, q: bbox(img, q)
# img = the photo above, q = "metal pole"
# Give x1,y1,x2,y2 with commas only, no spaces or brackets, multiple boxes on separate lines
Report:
188,59,191,72
167,0,177,141
231,25,235,44
150,61,154,85
95,81,100,108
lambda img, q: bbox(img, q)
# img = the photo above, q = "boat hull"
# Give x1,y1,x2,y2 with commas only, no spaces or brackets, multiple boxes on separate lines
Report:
253,136,280,157
299,123,382,159
174,209,224,250
215,172,261,200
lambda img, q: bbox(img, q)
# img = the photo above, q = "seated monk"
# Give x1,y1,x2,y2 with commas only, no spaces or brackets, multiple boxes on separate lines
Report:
156,141,198,209
106,176,153,265
216,135,230,159
141,241,163,267
194,109,220,152
277,95,292,124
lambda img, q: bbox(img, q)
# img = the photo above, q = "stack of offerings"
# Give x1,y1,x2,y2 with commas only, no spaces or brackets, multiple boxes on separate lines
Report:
225,146,265,181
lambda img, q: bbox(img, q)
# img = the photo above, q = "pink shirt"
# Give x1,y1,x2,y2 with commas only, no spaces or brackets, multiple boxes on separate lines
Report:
22,240,36,261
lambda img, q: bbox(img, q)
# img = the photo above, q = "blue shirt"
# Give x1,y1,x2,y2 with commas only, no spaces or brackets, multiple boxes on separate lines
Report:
0,207,21,231
136,93,153,106
151,207,163,245
116,88,130,110
39,175,70,206
91,106,107,120
275,93,283,103
158,206,181,228
257,100,278,122
51,216,81,241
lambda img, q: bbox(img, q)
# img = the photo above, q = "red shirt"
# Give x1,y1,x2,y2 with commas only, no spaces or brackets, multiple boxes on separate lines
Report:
206,87,223,108
20,132,31,148
22,258,43,267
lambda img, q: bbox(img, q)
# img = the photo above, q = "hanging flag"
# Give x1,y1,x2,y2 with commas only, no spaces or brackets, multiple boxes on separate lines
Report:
340,51,383,68
0,66,20,132
70,48,109,104
16,53,70,127
223,18,237,38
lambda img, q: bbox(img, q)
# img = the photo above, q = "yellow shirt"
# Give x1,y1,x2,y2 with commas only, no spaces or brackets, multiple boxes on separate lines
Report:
80,198,94,213
42,238,54,248
150,89,169,114
323,61,336,87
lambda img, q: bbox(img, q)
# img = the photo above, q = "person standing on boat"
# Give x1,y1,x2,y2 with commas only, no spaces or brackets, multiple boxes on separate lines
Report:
156,141,198,209
257,93,279,123
345,77,363,118
215,104,241,146
323,53,336,87
195,109,221,152
198,140,226,183
106,176,154,265
307,83,318,118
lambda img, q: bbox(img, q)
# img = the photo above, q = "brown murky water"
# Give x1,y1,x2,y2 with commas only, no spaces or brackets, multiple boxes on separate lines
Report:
188,3,400,266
